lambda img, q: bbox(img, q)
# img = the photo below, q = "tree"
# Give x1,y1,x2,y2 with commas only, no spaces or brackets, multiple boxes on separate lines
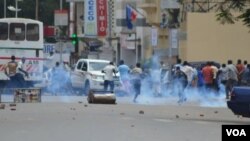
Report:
0,0,68,25
216,0,250,28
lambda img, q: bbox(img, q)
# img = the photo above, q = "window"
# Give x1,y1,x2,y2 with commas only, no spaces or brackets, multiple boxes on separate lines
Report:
27,24,39,41
77,62,83,70
82,62,87,71
0,22,8,40
9,23,25,41
89,62,108,71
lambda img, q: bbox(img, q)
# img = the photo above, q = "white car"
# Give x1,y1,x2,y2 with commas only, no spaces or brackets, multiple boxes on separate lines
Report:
70,59,120,95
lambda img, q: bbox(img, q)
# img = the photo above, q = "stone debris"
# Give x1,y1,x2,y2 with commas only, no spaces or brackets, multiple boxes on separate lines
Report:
200,114,204,117
84,104,88,107
72,117,76,120
185,113,189,116
70,108,76,110
176,115,179,118
131,125,135,127
78,101,83,104
139,110,144,114
0,104,5,109
214,111,218,114
120,112,125,115
10,108,16,111
9,103,16,107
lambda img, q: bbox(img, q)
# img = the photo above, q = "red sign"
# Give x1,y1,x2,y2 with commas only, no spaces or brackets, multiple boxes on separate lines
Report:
96,0,107,36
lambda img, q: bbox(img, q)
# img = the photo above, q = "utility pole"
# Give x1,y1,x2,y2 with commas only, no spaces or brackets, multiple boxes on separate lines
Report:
60,0,63,10
4,0,6,18
15,0,18,17
35,0,38,20
108,0,115,63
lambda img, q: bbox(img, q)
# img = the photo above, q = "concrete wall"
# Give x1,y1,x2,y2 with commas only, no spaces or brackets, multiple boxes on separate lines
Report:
185,12,250,64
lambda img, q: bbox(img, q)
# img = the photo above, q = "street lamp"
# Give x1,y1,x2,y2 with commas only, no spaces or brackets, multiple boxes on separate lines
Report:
8,0,23,18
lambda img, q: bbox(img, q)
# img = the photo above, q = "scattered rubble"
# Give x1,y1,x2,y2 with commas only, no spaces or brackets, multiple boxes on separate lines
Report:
131,125,135,127
214,111,218,114
120,112,125,115
10,108,16,111
0,104,5,109
139,110,144,114
84,104,88,107
200,114,204,117
78,101,83,104
9,103,16,107
175,115,179,118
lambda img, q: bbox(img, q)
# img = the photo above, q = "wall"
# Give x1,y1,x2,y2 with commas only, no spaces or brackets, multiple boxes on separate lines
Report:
185,12,250,64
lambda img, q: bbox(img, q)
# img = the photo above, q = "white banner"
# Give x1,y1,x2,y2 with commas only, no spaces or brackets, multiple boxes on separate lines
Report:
151,27,158,47
54,10,68,26
84,0,97,36
169,29,179,49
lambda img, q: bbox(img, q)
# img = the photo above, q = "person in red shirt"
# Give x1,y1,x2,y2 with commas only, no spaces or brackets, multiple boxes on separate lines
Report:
202,62,214,91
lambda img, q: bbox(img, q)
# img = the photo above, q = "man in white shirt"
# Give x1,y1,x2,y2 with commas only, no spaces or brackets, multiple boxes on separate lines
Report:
44,51,55,72
102,62,117,92
16,57,29,88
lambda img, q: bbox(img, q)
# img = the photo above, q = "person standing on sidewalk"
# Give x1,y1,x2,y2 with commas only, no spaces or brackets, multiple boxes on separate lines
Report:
102,61,117,92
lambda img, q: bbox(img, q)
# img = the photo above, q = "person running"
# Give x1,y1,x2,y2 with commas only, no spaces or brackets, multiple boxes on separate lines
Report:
202,62,214,92
236,59,245,86
118,60,130,95
102,61,117,92
226,60,238,99
16,57,29,88
131,63,143,103
4,55,23,88
173,66,188,104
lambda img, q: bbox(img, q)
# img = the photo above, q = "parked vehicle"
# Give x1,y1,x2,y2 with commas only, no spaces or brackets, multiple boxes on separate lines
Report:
227,86,250,118
70,59,119,95
0,18,44,88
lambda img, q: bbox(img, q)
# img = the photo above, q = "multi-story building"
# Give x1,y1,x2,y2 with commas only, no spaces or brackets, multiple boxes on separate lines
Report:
67,0,250,66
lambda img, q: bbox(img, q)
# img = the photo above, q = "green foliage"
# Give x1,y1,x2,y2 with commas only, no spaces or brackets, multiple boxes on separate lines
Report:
0,0,68,26
216,0,250,28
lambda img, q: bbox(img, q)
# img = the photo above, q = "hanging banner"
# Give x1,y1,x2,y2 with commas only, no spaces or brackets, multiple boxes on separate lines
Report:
96,0,107,36
169,29,179,49
151,27,158,47
84,0,97,36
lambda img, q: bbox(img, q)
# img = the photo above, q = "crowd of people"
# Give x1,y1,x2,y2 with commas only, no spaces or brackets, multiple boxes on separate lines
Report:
106,58,250,103
4,54,250,103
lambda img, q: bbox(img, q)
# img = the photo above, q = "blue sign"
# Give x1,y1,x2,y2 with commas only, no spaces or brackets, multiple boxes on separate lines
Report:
44,44,55,53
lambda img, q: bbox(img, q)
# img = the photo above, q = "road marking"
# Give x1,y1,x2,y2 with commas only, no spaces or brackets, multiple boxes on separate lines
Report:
121,117,134,120
153,118,174,123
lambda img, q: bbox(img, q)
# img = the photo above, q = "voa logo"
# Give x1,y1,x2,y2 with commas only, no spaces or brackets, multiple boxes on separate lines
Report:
226,129,246,136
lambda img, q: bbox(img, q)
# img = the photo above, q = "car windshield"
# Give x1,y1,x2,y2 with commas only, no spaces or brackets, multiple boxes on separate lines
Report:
89,62,108,71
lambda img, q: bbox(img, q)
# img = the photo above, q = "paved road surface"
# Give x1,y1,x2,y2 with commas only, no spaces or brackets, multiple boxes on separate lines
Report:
0,95,249,141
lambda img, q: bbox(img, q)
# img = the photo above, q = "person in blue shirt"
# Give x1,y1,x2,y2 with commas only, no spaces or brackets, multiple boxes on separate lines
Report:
118,60,130,95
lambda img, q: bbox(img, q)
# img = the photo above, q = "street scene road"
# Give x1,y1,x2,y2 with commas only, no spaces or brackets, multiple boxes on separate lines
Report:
0,95,249,141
